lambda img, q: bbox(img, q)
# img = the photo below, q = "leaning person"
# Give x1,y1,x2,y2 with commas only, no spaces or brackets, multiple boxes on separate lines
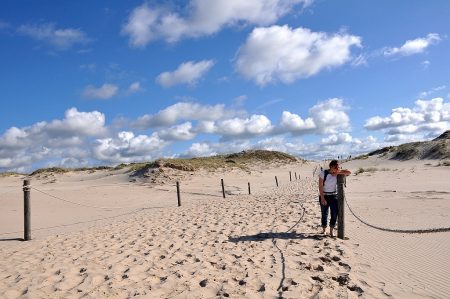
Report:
318,160,351,236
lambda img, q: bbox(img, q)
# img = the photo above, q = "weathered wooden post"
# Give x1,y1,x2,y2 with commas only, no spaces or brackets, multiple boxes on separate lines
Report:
337,174,346,239
176,181,181,207
248,182,251,195
23,179,31,241
221,179,226,198
289,171,292,181
275,176,278,187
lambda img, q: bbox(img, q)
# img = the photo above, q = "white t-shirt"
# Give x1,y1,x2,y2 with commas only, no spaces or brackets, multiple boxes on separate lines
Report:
319,170,337,193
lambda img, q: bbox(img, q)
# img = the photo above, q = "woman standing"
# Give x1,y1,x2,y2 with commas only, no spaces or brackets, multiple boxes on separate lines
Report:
318,160,351,236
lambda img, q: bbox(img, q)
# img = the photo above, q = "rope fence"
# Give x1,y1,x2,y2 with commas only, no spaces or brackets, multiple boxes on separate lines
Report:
0,170,305,239
344,197,450,234
1,169,449,241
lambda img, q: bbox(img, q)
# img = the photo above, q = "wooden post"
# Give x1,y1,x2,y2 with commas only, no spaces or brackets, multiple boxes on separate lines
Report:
221,179,226,198
289,171,292,181
275,176,278,187
337,174,345,239
23,180,31,241
248,182,251,195
176,181,181,207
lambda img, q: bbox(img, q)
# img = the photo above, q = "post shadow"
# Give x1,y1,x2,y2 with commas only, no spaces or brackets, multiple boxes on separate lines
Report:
228,232,324,243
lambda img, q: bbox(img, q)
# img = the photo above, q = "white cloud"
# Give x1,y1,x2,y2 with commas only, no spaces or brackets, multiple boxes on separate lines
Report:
43,108,107,139
82,83,119,99
321,133,353,145
93,131,167,163
235,25,361,85
121,4,160,47
186,142,217,157
215,115,274,138
384,33,441,57
419,85,446,98
308,98,351,134
196,121,216,133
18,23,89,50
158,122,196,141
365,97,450,141
127,81,143,94
184,140,251,157
0,108,107,170
279,111,316,133
133,102,237,129
0,108,106,151
122,0,312,46
156,60,215,87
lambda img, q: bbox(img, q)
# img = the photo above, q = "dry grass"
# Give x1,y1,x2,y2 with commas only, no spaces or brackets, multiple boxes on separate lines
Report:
0,172,24,177
29,166,113,176
127,150,299,175
30,167,70,176
354,167,391,175
437,160,450,167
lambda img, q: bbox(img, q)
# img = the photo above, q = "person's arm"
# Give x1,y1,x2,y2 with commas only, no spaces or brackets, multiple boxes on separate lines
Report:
338,169,351,176
318,177,327,205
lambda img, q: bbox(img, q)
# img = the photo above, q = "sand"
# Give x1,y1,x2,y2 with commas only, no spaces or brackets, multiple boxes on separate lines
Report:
0,158,449,298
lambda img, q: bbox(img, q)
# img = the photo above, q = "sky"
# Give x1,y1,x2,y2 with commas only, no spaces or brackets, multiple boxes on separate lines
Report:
1,1,450,172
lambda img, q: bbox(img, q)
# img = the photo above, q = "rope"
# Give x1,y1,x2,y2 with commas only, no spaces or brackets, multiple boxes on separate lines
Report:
344,197,450,234
30,186,126,210
0,205,167,237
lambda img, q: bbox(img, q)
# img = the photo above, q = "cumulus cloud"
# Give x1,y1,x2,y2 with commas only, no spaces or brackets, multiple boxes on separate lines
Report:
82,83,119,99
158,122,196,141
321,133,353,145
309,98,351,134
365,97,450,141
384,33,441,57
0,108,107,171
278,111,316,133
93,131,167,163
185,142,217,157
235,25,361,85
17,23,89,50
214,115,274,139
122,0,312,46
133,102,237,129
156,60,214,87
184,140,251,157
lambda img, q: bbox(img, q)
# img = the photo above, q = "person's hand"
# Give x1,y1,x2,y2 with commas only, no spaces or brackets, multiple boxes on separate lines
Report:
320,197,327,206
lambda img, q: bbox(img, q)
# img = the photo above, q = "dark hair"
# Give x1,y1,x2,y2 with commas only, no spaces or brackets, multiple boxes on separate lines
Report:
329,160,339,168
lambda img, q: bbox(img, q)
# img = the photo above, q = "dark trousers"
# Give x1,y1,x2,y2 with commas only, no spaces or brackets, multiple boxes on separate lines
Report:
319,194,338,228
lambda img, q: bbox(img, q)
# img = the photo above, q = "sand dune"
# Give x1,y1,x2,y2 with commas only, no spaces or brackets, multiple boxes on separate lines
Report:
0,158,449,298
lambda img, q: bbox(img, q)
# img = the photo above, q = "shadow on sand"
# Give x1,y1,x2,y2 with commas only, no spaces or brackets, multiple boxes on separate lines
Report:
0,237,24,242
228,232,324,243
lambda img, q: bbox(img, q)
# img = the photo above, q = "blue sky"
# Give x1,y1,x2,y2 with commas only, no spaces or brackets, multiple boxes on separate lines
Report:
1,0,450,172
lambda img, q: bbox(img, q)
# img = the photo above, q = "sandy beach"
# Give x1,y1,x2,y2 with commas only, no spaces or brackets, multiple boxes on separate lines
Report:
1,157,449,298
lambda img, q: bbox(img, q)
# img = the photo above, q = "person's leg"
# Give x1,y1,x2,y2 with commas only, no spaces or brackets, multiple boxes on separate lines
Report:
328,195,339,236
319,197,328,233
